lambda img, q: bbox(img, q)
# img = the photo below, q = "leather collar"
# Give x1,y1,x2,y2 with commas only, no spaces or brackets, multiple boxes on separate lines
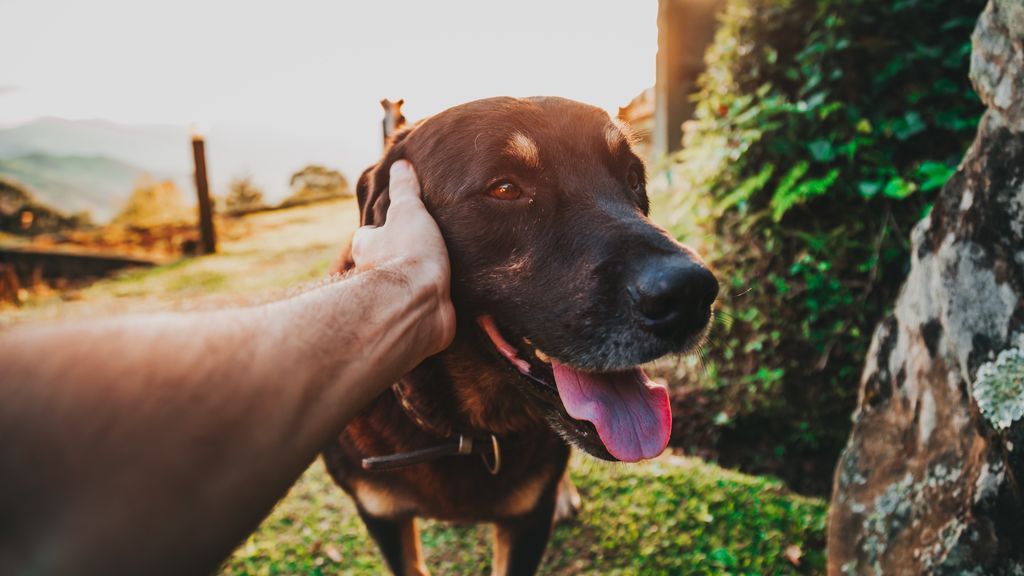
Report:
360,381,503,475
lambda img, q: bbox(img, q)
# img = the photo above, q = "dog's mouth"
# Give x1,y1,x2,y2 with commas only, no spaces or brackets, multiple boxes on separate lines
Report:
477,315,671,463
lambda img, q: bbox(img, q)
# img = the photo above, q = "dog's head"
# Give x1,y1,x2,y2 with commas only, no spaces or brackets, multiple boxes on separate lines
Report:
358,97,717,462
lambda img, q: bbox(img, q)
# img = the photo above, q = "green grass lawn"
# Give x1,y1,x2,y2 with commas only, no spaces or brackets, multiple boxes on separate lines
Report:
2,198,828,574
223,456,825,576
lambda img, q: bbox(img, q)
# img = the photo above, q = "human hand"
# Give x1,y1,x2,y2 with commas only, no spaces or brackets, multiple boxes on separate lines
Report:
350,160,456,358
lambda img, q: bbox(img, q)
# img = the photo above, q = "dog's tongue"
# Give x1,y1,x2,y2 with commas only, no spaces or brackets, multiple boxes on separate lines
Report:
552,361,671,462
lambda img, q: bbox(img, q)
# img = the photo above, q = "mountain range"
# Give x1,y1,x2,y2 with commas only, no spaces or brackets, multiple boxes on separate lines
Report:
0,117,356,223
0,153,159,222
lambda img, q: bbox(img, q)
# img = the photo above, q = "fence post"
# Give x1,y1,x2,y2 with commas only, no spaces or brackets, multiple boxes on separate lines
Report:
191,134,217,254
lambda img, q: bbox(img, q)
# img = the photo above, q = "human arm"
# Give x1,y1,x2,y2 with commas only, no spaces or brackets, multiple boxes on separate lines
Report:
0,161,453,576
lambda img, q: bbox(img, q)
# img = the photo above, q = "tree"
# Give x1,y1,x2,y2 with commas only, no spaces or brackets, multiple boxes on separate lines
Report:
830,2,1024,570
113,177,191,229
224,175,266,214
284,165,350,206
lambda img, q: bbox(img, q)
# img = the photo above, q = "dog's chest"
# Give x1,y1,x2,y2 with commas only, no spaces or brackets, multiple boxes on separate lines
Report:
347,441,566,522
349,463,552,520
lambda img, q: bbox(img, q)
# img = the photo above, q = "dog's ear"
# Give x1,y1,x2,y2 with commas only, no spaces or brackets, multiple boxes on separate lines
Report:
356,127,412,226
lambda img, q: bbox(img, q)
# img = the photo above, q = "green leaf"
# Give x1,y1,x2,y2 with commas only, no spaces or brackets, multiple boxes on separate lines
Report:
916,161,956,192
883,177,918,199
804,91,827,111
771,165,840,222
858,180,883,198
718,164,776,213
894,111,927,141
808,139,835,162
710,548,738,567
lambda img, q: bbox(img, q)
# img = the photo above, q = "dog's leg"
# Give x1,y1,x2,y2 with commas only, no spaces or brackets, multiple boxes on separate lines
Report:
553,471,581,524
359,512,429,576
491,488,557,576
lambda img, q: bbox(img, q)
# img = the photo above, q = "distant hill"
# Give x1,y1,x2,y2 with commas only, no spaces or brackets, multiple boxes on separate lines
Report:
0,116,358,217
0,117,190,175
0,154,172,222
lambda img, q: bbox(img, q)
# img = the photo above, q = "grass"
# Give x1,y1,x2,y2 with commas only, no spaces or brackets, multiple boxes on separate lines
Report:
223,456,826,576
1,198,828,574
1,199,358,324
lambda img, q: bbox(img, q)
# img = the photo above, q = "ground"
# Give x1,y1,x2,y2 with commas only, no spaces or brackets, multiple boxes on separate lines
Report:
1,199,828,574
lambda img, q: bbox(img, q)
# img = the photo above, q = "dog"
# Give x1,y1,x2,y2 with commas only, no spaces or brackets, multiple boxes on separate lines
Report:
323,96,718,576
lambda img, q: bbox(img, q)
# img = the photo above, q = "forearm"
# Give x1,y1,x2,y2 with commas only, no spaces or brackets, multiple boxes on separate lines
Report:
0,267,438,575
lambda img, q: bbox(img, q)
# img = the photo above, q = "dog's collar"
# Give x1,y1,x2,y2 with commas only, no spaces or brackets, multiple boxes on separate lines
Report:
361,433,501,474
391,380,450,438
359,381,503,475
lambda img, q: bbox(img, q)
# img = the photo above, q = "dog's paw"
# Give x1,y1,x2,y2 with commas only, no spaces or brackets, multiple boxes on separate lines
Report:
553,475,582,524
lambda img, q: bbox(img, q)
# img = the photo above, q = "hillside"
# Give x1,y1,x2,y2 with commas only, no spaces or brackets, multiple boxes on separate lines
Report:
0,117,358,209
0,116,189,174
0,153,176,222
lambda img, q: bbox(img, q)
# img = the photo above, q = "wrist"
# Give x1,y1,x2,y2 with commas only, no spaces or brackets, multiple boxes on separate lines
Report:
363,259,454,365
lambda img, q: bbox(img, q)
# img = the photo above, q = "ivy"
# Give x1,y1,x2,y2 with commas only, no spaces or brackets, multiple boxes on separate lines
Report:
662,0,986,490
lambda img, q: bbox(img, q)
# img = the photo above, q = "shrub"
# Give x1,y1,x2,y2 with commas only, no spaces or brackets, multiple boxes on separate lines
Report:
113,177,193,229
662,0,986,492
284,165,350,207
224,175,266,214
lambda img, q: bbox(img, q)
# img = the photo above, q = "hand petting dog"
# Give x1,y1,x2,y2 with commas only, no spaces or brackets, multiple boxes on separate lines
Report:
350,159,456,364
0,160,455,576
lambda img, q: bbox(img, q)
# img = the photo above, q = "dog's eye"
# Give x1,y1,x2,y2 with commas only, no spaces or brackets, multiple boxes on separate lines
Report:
486,181,524,201
627,166,644,192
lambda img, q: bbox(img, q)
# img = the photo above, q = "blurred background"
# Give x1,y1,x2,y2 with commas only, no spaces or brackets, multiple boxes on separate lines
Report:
0,0,987,573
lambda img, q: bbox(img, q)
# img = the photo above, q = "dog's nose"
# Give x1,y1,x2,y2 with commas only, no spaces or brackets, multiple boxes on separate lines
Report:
628,259,719,336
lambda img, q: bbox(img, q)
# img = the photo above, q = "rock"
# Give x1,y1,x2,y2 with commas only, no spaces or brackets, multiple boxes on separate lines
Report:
827,1,1024,573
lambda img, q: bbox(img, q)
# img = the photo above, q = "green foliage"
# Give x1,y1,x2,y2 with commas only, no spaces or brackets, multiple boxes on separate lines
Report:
222,457,826,575
666,0,985,488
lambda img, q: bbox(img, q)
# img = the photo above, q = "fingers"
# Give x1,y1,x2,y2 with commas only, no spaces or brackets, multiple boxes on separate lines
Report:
386,160,426,218
388,160,421,200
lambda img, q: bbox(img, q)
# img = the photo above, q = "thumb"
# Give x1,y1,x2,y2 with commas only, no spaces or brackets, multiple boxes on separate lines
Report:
386,160,424,212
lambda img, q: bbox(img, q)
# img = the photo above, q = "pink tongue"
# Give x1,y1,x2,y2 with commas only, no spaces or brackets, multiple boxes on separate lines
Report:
552,361,671,462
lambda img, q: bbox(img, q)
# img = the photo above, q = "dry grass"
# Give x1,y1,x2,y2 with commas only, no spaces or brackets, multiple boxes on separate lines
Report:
1,198,359,326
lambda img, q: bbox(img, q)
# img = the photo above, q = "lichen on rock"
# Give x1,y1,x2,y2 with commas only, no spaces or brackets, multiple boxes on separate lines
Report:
973,347,1024,430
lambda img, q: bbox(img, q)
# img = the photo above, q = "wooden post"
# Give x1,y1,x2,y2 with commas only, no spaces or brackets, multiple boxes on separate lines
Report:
654,0,723,156
191,134,217,254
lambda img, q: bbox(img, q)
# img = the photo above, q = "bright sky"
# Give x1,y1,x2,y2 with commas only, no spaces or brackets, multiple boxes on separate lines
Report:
0,0,657,187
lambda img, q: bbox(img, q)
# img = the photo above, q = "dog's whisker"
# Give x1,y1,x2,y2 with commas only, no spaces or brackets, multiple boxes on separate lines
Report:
712,309,734,332
696,346,711,376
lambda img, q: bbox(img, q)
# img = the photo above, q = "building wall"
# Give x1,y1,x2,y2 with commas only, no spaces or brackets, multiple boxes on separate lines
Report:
653,0,723,157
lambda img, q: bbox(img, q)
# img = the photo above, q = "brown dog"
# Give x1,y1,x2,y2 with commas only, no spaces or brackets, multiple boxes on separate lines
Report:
323,97,717,576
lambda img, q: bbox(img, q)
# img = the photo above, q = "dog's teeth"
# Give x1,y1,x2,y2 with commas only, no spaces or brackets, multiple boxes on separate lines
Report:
523,337,534,346
535,349,551,363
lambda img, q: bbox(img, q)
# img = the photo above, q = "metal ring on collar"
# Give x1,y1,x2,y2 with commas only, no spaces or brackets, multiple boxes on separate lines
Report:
481,434,501,475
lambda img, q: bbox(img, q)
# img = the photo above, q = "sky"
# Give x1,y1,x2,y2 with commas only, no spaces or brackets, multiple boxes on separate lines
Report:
0,0,658,195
